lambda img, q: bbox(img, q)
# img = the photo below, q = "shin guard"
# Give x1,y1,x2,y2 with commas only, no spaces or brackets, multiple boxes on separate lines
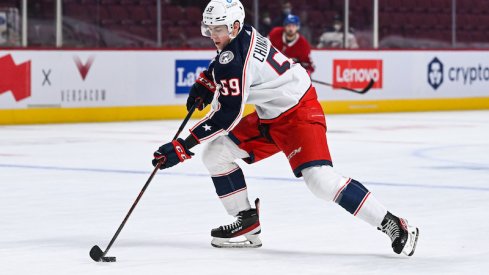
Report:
334,179,371,216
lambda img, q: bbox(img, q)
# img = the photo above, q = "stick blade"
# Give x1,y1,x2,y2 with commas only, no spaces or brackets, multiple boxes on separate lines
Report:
90,245,117,262
90,245,104,262
360,79,375,94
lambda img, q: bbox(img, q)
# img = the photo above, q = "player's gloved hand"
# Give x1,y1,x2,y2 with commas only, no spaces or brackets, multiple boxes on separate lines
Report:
152,138,194,169
186,70,216,111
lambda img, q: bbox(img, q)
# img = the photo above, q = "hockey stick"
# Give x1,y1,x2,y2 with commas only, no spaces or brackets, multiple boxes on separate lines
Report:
89,99,202,263
312,78,375,94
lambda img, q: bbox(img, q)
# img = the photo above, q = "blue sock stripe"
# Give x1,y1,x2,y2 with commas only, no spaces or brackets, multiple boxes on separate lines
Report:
212,168,247,197
335,179,369,215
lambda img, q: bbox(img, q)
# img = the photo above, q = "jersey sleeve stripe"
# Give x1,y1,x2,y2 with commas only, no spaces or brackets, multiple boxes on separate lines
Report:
199,128,224,142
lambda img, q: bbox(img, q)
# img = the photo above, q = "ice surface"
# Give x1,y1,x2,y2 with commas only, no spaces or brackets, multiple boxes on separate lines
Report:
1,111,488,275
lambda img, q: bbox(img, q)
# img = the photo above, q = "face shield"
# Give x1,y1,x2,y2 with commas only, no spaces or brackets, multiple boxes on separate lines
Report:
201,22,231,38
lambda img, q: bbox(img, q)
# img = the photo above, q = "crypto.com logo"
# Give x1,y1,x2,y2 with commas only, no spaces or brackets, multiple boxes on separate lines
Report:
428,57,444,90
0,54,31,102
73,55,95,80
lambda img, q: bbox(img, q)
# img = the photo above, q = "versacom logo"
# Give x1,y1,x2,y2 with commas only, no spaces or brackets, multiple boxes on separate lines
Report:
0,54,31,101
175,60,210,94
60,55,106,103
428,57,444,90
73,55,95,80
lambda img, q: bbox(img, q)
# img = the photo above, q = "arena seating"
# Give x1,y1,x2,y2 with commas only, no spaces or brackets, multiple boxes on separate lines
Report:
2,0,488,48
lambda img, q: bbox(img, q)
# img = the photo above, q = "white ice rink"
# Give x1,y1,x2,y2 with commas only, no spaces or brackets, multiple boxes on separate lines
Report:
1,110,489,275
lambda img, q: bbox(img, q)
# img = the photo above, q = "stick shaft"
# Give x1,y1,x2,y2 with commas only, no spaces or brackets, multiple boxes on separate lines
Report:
312,79,374,94
102,101,200,256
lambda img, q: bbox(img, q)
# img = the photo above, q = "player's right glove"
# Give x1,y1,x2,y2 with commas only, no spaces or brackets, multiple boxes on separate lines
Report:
186,70,216,111
152,138,194,170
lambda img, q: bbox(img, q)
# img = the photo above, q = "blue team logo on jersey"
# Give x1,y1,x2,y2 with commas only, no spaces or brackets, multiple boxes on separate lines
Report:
175,60,210,94
428,57,444,90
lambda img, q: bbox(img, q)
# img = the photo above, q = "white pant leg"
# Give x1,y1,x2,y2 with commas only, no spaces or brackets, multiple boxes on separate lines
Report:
203,136,251,216
302,165,347,202
202,135,249,175
302,166,387,227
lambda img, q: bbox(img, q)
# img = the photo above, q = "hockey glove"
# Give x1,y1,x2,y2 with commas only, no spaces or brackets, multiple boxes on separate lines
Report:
186,70,216,111
152,138,194,170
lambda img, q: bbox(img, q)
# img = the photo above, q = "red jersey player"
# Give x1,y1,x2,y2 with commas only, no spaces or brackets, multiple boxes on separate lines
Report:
268,14,315,75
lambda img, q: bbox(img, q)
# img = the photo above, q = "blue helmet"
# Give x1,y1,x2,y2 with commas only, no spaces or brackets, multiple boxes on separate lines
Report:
283,14,300,27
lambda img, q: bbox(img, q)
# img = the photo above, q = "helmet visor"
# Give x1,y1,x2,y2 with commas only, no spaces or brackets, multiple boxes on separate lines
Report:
201,22,230,37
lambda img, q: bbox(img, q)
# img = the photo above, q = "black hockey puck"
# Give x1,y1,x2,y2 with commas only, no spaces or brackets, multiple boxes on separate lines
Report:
101,256,116,262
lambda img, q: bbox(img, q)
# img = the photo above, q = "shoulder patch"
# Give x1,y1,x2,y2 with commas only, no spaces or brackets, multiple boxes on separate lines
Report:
219,51,234,64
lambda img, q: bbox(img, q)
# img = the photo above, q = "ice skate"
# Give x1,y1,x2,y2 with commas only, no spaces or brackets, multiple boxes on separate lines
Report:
379,212,419,256
211,198,262,248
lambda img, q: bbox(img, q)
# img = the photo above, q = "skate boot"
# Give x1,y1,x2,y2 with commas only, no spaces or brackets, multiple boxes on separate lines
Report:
211,198,262,248
379,212,419,256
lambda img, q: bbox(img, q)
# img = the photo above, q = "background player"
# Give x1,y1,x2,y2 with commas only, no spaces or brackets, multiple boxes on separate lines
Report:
268,14,315,75
152,0,419,255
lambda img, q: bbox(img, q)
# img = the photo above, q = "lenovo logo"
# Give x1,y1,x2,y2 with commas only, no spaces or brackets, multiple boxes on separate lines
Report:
333,60,383,89
0,54,31,102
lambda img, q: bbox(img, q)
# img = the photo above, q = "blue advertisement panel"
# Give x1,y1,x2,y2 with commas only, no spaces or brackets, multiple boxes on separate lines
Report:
175,60,210,94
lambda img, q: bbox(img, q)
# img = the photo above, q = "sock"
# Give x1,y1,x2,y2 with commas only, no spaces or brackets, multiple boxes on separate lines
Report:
335,179,387,227
212,167,251,216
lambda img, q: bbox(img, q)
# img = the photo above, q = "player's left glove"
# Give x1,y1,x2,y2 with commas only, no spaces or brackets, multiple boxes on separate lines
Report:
186,70,216,111
152,138,194,169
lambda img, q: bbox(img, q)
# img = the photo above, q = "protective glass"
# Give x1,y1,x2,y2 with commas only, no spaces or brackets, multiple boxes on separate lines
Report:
201,22,230,38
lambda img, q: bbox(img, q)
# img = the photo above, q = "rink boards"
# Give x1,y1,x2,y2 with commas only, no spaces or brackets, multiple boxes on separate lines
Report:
1,49,488,124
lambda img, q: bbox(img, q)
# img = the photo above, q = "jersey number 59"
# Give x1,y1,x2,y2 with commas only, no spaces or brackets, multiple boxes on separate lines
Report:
219,78,241,96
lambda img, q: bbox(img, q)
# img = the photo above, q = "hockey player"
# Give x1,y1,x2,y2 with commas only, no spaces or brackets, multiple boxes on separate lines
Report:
152,0,419,255
268,14,315,75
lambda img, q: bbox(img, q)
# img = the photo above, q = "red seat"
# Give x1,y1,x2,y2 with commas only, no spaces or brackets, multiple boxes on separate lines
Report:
383,0,403,13
0,0,19,8
428,0,450,13
186,27,202,38
79,0,98,4
108,5,129,20
128,25,151,39
411,0,428,13
130,5,149,21
185,6,202,23
308,10,324,28
121,0,138,4
435,14,451,29
162,5,183,22
88,5,110,19
138,0,156,5
100,0,118,4
64,3,91,20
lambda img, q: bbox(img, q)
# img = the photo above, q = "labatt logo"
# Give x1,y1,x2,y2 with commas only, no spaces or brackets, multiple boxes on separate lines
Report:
0,54,31,101
333,59,383,89
175,60,210,94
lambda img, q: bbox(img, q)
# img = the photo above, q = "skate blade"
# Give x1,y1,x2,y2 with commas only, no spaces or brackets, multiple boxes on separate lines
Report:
211,235,262,248
402,227,420,256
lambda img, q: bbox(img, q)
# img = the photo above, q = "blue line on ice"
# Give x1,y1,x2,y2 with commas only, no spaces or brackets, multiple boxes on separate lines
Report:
1,163,489,192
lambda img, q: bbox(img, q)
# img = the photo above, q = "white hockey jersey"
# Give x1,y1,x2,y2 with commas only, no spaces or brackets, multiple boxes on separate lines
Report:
190,24,312,143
